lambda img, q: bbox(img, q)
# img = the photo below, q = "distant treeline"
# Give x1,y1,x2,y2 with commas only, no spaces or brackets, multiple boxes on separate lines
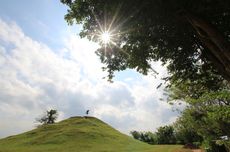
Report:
130,124,202,146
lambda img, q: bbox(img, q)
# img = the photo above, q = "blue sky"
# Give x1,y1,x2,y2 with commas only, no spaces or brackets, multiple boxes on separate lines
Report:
0,0,76,49
0,0,179,138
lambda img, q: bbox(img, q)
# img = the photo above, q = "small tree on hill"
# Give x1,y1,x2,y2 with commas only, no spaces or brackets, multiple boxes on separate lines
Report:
37,109,58,125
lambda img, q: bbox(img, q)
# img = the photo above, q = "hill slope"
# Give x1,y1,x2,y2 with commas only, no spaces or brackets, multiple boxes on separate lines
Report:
0,116,189,152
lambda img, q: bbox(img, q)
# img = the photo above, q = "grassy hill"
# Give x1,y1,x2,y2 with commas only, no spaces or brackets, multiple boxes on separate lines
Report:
0,116,191,152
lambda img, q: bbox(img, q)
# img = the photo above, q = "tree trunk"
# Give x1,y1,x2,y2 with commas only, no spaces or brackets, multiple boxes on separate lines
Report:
183,12,230,81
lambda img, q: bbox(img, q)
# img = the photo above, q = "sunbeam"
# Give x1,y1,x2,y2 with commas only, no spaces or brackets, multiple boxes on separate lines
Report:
101,31,111,44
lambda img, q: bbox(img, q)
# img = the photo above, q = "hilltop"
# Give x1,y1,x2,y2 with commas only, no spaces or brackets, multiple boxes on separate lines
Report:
0,116,191,152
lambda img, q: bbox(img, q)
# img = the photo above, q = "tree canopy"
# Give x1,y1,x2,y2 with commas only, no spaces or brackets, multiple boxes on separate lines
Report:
61,0,230,84
37,109,58,125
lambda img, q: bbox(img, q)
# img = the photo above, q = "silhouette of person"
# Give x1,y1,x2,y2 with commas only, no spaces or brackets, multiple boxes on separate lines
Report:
86,110,89,115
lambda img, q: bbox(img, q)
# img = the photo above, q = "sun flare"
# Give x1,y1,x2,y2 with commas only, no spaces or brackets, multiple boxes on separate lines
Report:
101,31,111,44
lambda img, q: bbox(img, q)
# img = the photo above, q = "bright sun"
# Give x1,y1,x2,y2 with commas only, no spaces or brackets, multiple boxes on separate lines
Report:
101,31,111,44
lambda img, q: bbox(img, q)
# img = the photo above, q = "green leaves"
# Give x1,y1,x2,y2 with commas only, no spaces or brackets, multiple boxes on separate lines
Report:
36,109,58,125
61,0,230,84
175,90,230,141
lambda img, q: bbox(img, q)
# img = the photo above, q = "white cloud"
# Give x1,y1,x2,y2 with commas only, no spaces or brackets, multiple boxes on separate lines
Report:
0,18,179,138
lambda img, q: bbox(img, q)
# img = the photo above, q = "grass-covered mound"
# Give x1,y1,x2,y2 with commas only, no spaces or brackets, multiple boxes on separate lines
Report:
0,116,190,152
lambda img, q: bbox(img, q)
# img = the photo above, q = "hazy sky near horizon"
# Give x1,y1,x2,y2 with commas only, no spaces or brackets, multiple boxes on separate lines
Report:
0,0,179,138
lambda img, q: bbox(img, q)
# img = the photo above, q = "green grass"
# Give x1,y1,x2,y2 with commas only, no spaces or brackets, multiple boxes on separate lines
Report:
0,116,191,152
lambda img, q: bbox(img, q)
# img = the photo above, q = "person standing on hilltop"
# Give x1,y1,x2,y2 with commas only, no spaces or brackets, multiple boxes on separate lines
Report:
86,110,89,116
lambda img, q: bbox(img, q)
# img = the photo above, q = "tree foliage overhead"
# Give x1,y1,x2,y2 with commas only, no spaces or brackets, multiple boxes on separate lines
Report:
61,0,230,84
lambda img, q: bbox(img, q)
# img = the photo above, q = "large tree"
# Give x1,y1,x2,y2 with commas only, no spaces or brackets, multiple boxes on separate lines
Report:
61,0,230,84
168,75,230,150
174,90,230,151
